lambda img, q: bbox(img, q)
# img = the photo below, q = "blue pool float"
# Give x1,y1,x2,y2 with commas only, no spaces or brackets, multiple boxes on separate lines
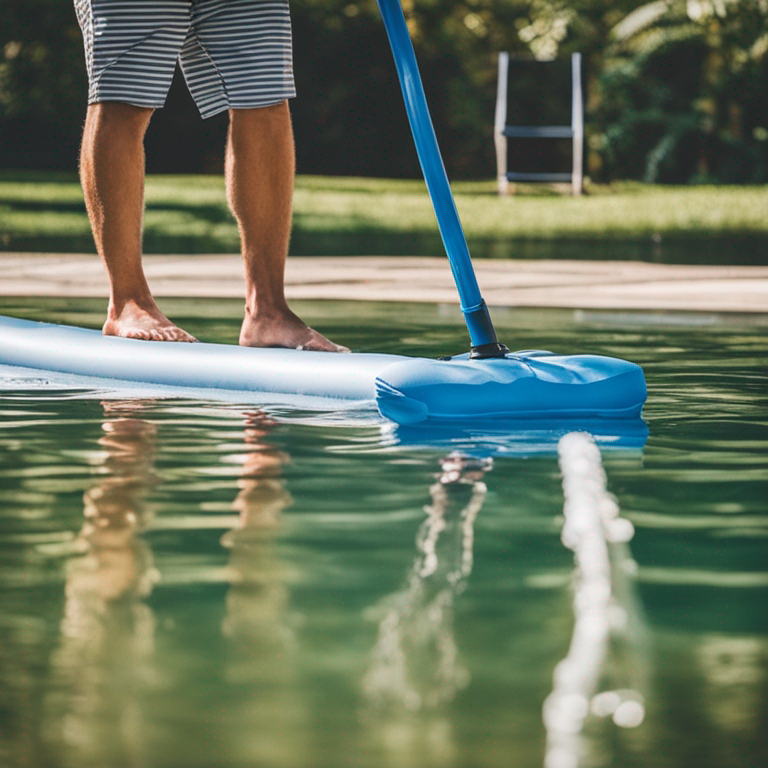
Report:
0,316,645,425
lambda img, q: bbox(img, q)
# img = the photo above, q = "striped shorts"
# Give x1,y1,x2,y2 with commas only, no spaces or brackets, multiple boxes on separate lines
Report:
74,0,296,119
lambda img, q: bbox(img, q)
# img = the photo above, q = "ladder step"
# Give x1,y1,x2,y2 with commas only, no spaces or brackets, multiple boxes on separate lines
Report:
506,172,574,182
502,126,574,139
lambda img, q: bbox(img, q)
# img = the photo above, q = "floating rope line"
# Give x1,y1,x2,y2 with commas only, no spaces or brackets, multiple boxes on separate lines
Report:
544,432,647,768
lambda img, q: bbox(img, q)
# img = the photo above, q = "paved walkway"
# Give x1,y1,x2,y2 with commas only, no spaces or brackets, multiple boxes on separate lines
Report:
0,253,766,314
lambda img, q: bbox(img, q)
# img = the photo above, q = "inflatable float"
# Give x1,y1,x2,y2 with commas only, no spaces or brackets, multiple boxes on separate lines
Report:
0,0,648,428
0,315,645,426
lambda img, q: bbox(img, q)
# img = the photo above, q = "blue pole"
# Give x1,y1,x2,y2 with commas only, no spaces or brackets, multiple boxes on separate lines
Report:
377,0,505,356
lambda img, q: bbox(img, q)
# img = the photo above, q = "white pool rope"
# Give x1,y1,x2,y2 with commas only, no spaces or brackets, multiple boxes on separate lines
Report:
543,432,646,768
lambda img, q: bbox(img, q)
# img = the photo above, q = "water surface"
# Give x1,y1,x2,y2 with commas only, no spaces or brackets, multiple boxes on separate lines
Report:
1,298,766,768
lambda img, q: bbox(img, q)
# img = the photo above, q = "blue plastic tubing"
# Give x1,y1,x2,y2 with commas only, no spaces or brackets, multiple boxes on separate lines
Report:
377,0,498,348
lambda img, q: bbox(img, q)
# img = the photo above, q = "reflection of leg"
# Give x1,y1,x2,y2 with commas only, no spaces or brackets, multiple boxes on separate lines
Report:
45,405,159,766
77,408,159,599
224,411,292,640
227,104,348,352
80,103,196,342
221,411,309,765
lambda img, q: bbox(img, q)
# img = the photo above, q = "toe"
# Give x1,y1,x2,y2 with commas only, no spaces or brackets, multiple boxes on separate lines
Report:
299,339,350,353
301,329,349,353
148,327,197,342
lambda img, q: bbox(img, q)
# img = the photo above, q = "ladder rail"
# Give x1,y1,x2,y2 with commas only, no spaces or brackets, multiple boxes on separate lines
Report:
494,52,584,195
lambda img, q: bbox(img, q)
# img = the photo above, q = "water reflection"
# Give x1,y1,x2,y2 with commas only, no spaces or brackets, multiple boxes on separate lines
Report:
363,453,491,764
698,634,767,733
43,404,307,767
219,411,310,765
45,402,158,767
387,417,649,458
12,393,763,768
544,433,648,768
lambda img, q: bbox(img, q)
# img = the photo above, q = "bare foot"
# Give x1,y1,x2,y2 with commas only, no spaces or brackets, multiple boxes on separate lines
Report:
239,308,349,352
103,300,197,342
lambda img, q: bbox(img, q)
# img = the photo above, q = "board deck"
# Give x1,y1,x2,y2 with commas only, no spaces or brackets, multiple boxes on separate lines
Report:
0,315,648,426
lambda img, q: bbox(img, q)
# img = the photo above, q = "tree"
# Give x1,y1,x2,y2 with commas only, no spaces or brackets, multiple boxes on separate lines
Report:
596,0,768,182
289,0,531,178
0,1,86,169
1,1,766,181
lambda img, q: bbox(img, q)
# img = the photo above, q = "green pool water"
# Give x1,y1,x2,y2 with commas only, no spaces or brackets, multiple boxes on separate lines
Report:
1,298,766,768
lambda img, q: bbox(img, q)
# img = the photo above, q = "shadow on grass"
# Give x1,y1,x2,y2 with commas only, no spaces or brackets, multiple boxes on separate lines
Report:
4,227,768,265
0,195,235,253
4,199,234,224
0,171,81,185
4,199,88,214
290,231,768,265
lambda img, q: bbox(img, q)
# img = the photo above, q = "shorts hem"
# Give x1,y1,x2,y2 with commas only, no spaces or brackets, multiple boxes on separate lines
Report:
199,95,295,120
88,96,167,111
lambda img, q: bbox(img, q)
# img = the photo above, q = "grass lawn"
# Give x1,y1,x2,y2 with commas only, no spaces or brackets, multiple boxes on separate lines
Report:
1,170,767,263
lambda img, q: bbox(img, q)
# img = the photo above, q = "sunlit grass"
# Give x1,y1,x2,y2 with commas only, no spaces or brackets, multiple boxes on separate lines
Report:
1,171,766,256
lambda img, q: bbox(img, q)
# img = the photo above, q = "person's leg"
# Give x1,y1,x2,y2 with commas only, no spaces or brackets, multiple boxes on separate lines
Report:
227,103,348,352
80,103,196,342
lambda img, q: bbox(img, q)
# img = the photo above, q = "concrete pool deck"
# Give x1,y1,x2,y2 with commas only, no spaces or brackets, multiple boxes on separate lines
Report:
0,253,766,315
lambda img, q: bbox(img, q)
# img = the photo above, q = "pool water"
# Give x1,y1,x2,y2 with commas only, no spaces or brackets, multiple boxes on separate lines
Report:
1,298,767,768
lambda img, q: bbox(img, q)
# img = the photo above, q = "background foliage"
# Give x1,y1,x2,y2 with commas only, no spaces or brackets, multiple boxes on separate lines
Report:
1,0,767,182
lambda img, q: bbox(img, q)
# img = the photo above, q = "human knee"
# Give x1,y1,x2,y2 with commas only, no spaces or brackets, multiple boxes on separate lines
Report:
230,101,290,130
86,102,155,138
